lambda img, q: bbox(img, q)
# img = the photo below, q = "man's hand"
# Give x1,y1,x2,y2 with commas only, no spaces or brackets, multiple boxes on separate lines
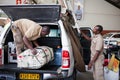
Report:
88,62,93,70
31,49,37,55
79,30,91,41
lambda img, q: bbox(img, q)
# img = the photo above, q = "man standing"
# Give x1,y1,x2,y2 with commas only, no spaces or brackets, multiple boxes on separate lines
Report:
11,18,50,55
75,5,82,20
81,25,104,80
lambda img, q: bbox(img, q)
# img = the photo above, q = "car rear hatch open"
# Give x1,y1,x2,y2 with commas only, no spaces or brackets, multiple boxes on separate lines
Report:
0,5,61,23
0,5,61,79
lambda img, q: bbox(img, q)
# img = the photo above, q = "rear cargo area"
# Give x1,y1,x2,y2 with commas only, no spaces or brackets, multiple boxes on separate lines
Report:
2,25,62,72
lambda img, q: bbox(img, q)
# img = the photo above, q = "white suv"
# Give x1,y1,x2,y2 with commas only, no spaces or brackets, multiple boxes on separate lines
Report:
103,32,120,49
0,5,86,80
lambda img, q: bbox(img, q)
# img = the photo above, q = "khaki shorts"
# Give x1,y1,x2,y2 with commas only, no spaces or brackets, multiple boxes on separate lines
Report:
11,25,24,54
93,55,104,80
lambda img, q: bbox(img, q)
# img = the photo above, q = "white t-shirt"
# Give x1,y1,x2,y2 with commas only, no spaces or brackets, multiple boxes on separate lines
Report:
75,9,82,20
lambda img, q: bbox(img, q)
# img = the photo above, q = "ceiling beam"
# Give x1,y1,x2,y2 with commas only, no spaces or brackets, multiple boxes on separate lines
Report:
105,0,120,9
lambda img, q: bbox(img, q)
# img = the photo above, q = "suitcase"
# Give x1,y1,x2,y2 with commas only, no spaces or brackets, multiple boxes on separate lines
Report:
17,46,54,69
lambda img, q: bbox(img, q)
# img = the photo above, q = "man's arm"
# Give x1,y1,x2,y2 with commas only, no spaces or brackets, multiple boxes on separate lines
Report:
80,30,91,41
23,36,33,49
23,36,37,55
88,51,100,70
33,40,39,47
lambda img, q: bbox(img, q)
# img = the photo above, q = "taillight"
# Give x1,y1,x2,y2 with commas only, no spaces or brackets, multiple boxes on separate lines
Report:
62,50,70,68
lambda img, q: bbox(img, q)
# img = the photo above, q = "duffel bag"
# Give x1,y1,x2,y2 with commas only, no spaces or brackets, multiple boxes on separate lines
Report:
17,46,54,69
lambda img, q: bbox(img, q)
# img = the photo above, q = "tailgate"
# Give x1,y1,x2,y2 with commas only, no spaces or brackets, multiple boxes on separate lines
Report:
0,64,60,80
0,64,60,73
0,5,61,23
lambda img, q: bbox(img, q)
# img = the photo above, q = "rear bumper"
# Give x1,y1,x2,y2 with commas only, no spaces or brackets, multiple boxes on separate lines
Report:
0,64,60,73
0,64,69,79
44,70,68,79
0,69,69,80
0,71,16,80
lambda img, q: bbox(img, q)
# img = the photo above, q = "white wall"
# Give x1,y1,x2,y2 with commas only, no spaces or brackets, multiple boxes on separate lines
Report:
0,0,120,30
78,0,120,30
0,0,16,4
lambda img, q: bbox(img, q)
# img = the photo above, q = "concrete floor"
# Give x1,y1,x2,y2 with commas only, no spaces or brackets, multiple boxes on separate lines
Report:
76,65,94,80
77,66,120,80
77,70,94,80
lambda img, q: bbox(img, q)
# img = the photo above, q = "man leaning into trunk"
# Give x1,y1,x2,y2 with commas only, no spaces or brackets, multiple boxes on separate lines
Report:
11,18,50,55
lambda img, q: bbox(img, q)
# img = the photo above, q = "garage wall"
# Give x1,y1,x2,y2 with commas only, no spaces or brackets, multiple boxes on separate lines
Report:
0,0,120,31
78,0,120,31
0,0,16,4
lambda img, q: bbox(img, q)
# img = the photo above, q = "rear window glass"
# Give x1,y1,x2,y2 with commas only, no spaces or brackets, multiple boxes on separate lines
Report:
48,29,60,37
113,34,120,38
103,33,112,38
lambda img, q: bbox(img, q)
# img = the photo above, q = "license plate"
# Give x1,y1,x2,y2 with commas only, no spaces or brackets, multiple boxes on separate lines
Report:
19,73,40,80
